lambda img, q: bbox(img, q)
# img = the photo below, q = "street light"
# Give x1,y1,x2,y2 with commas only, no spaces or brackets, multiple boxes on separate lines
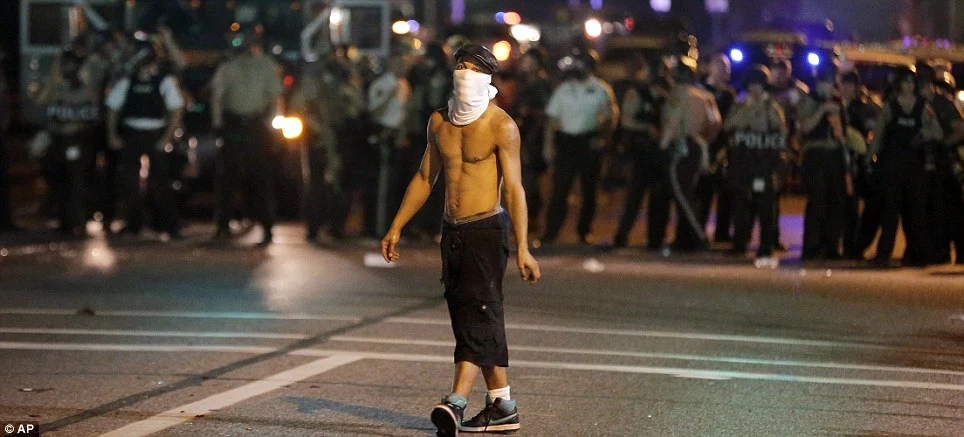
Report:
585,18,602,38
651,0,671,13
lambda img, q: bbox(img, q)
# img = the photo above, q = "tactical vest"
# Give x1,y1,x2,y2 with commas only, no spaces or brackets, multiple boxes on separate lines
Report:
884,97,925,151
120,73,167,121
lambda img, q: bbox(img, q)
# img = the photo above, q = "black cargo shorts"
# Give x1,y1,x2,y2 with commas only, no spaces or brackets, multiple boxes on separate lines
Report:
440,212,510,367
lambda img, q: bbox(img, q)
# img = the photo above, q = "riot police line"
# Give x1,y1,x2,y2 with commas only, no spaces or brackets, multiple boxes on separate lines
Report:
5,31,964,267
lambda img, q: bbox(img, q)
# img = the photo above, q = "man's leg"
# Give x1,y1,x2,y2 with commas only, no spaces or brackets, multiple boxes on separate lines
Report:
802,150,828,259
715,174,733,242
576,144,603,241
614,146,648,247
542,133,577,242
461,365,519,433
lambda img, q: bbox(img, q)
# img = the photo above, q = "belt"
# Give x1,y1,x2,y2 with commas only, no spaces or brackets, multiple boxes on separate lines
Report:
443,207,503,225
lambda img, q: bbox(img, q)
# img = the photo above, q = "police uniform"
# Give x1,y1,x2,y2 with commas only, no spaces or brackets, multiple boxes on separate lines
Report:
512,74,552,230
725,95,787,257
613,83,671,249
923,92,964,264
698,80,737,242
844,90,883,258
106,69,184,235
543,74,617,242
291,68,338,241
328,66,375,239
798,94,849,259
769,79,809,248
43,82,101,233
873,97,942,264
210,51,283,242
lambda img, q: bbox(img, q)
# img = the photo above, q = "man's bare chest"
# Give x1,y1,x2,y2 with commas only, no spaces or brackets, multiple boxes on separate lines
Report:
436,123,497,164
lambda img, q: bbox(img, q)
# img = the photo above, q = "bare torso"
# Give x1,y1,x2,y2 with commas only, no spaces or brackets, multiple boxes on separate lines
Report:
431,102,508,221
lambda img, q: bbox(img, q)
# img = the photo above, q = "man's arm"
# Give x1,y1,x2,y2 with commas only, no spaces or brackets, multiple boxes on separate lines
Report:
619,88,648,132
600,82,620,133
921,105,944,142
703,93,722,143
868,103,891,157
495,114,540,283
797,97,828,135
658,94,682,150
158,76,185,151
382,113,444,262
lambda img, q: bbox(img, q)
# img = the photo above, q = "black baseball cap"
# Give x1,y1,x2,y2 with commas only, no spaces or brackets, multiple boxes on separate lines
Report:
454,44,499,74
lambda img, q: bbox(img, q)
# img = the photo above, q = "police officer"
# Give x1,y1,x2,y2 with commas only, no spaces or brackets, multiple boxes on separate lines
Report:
797,64,848,260
38,51,102,236
542,48,619,244
291,62,338,244
840,71,882,259
368,55,410,237
106,42,184,238
325,58,372,239
612,60,671,249
659,61,722,251
698,54,737,243
210,30,283,245
917,66,964,264
512,48,553,233
868,67,943,266
769,59,810,251
725,65,787,265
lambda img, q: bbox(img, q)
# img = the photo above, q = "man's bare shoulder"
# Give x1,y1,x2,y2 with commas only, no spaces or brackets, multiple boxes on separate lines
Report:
428,110,447,132
488,106,519,140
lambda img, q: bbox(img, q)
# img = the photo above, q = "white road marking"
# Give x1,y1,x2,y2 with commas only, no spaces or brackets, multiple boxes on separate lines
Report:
0,308,361,322
3,342,964,393
0,328,308,340
328,335,964,377
98,354,361,437
0,341,278,354
385,317,951,354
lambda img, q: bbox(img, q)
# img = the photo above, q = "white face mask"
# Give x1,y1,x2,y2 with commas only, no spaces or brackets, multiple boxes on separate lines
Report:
447,69,498,126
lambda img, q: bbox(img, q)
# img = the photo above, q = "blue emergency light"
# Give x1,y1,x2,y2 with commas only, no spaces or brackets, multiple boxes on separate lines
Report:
729,48,744,63
807,52,821,66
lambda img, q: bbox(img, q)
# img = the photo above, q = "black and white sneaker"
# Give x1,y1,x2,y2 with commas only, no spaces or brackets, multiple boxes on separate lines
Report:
461,395,520,434
432,394,467,437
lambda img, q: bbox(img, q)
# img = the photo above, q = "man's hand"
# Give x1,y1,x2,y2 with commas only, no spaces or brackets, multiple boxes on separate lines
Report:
381,228,401,263
517,250,541,284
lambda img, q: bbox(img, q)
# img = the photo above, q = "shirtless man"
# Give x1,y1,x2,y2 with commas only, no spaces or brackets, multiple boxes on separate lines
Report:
659,61,722,251
381,44,541,436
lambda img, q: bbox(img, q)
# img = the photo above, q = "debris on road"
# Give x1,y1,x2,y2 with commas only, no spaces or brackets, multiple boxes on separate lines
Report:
582,258,605,273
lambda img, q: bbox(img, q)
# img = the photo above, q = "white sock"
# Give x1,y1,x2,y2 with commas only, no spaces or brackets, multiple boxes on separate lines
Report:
488,386,510,401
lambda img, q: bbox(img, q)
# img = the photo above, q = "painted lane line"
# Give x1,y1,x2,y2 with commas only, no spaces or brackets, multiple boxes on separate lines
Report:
0,341,278,354
3,342,964,392
293,349,964,393
0,308,362,322
329,335,964,377
0,328,308,340
98,355,361,437
384,317,954,354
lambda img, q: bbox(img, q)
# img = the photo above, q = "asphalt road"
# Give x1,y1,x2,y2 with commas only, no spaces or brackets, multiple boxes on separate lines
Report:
1,221,964,437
